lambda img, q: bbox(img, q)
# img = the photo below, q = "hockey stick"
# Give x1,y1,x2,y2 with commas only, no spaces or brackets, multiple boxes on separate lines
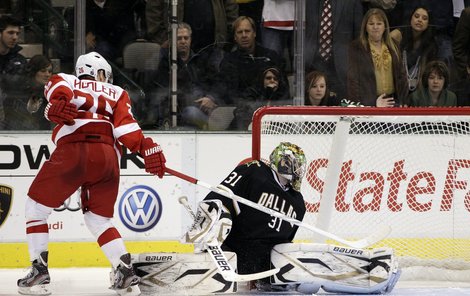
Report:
178,196,280,282
168,168,391,249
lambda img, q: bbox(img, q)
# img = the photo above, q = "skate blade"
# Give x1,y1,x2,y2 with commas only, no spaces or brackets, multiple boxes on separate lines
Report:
18,284,51,295
111,284,141,296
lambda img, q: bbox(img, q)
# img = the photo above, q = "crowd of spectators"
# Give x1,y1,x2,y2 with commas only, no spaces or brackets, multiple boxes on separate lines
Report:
1,1,470,132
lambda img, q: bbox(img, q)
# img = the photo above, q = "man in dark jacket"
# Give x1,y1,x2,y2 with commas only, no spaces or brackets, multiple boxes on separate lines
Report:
154,22,223,129
218,16,288,129
0,15,28,130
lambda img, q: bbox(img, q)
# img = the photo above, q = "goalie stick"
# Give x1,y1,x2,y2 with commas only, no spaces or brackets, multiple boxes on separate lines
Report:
178,196,280,282
168,168,391,249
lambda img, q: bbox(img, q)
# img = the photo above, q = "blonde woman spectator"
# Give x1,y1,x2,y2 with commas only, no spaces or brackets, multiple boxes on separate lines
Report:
347,8,408,107
408,60,457,107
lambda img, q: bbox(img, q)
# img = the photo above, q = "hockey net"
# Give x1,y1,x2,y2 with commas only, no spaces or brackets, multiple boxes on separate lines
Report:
252,106,470,282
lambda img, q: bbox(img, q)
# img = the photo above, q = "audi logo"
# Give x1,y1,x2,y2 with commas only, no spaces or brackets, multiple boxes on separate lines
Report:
54,189,81,212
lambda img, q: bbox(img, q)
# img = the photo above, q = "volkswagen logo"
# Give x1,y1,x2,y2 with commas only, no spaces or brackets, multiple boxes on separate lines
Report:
118,185,162,232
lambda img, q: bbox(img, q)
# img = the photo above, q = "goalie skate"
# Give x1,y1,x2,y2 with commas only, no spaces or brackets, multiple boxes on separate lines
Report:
17,251,51,296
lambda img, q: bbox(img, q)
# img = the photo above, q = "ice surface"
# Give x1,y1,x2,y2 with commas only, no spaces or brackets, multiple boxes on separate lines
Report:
1,268,470,296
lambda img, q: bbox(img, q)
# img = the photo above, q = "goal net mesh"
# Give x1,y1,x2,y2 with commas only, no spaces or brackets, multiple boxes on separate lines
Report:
252,107,470,281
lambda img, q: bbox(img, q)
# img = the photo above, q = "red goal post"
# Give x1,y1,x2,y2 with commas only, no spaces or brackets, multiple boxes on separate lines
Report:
252,106,470,282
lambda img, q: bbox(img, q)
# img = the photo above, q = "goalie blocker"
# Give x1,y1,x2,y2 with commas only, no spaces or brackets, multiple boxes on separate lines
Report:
131,243,400,295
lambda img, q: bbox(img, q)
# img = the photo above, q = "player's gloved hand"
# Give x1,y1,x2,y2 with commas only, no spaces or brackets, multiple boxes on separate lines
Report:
183,199,232,253
141,137,166,178
44,98,78,125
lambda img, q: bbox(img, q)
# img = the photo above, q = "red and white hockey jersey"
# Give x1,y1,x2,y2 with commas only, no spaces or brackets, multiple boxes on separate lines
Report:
44,73,145,153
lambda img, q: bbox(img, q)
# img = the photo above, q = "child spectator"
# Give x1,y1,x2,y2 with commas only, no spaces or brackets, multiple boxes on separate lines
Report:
234,66,290,130
304,70,339,106
408,60,457,106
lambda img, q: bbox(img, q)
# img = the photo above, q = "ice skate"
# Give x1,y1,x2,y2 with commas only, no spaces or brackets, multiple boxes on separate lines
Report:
17,251,51,296
109,253,141,296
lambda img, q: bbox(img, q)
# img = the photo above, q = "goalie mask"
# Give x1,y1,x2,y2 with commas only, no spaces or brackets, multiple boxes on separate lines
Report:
269,142,306,191
75,51,113,83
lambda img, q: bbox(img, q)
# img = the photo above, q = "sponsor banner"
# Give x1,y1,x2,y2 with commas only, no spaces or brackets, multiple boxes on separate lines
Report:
0,133,252,242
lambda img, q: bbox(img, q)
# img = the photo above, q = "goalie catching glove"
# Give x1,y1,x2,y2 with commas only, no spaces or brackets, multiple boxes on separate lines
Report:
44,98,78,125
183,199,232,253
140,137,166,178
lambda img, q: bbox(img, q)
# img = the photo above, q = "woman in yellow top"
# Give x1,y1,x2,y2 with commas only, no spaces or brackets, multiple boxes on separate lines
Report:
347,8,408,107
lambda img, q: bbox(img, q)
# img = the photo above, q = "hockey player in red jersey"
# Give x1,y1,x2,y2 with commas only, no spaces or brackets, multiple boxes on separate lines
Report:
17,52,166,296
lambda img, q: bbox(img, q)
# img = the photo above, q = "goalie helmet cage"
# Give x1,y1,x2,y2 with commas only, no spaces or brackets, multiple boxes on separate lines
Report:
252,106,470,282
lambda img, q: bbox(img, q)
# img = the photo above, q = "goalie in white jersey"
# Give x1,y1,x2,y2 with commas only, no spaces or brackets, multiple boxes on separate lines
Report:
17,52,166,296
184,142,401,294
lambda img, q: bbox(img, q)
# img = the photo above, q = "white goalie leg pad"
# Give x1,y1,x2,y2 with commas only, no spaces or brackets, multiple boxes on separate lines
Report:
270,243,400,294
131,252,237,295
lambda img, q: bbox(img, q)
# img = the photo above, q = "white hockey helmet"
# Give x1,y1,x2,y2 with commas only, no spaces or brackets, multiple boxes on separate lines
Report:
75,51,113,83
269,142,307,191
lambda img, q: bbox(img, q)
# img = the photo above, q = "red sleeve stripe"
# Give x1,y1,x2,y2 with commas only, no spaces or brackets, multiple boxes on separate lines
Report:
263,20,295,28
97,227,122,247
26,224,49,234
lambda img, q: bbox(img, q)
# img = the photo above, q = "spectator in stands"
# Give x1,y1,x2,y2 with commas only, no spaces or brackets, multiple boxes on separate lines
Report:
25,55,53,130
218,16,287,110
347,8,408,107
260,0,295,71
390,6,438,93
234,66,290,130
387,1,454,74
145,0,239,53
415,2,454,66
304,0,363,100
0,15,28,130
237,0,264,35
153,23,222,130
452,7,470,106
1,55,52,130
85,0,140,62
408,60,457,107
304,70,339,106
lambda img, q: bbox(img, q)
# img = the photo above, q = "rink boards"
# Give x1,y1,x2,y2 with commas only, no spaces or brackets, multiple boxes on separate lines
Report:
0,131,469,269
